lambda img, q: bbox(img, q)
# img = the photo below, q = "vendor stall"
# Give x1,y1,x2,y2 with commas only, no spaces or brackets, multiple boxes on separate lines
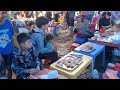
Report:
50,51,92,79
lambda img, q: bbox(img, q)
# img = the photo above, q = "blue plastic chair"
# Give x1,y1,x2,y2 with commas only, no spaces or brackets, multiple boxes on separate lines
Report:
74,37,88,45
74,42,105,71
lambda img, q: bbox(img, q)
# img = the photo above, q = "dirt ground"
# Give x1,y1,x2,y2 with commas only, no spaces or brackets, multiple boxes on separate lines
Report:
54,29,74,57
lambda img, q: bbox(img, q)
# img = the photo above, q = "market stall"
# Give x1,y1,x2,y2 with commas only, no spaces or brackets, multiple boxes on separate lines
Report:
89,26,120,48
50,51,92,79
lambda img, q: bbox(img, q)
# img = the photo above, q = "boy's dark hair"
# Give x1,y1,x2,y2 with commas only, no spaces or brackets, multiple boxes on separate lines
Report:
35,16,49,28
46,34,54,42
102,12,106,17
17,33,31,44
106,12,111,16
27,21,35,27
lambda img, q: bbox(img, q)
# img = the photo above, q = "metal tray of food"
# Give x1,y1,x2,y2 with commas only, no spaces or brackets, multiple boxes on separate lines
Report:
56,55,83,71
79,45,95,52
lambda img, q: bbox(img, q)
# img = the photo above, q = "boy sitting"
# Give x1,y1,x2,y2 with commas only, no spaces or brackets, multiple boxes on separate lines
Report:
12,33,40,79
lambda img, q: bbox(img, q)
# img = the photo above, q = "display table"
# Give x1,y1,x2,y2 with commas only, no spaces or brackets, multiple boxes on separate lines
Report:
50,52,92,79
74,42,105,70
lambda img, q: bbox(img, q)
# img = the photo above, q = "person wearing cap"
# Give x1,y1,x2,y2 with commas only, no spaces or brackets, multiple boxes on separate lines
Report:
99,12,114,30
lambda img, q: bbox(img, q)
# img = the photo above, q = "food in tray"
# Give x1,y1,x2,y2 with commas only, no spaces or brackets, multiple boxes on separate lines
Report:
81,45,93,51
66,63,71,68
70,63,76,68
59,60,64,63
56,54,83,70
57,62,63,67
74,60,80,65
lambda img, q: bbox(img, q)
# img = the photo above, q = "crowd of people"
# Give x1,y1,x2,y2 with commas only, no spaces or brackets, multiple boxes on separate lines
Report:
0,11,120,79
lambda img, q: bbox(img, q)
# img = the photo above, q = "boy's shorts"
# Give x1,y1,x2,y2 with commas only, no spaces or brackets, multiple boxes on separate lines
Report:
0,53,13,71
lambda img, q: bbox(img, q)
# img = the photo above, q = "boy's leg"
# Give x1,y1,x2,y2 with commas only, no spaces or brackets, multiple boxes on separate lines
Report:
0,55,5,75
38,51,59,63
4,53,12,79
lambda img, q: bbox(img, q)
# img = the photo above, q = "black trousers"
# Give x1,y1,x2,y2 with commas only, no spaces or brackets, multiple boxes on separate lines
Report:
38,51,58,63
0,53,12,79
54,14,59,22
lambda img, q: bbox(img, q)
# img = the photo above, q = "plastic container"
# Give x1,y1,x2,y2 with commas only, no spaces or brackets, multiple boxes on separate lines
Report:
48,70,59,79
40,75,48,79
92,69,99,79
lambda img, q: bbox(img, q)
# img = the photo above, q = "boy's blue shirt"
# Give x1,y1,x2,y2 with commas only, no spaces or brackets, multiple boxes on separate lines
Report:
0,19,14,55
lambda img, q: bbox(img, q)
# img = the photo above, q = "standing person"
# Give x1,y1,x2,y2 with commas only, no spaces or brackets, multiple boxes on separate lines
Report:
53,11,59,22
67,11,75,37
86,11,95,23
31,16,58,63
63,11,67,29
45,11,52,22
0,11,14,79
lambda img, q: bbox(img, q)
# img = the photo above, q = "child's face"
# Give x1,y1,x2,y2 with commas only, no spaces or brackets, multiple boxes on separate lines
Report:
31,24,35,29
42,24,49,31
0,11,7,22
21,39,32,50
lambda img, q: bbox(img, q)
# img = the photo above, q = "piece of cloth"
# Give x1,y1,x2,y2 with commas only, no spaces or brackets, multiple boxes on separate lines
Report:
0,19,14,55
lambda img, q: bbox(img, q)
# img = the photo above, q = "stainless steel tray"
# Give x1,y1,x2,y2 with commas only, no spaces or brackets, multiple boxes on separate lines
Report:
56,55,83,71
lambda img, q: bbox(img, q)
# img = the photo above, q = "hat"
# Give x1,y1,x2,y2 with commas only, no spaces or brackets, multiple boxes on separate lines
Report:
16,22,26,26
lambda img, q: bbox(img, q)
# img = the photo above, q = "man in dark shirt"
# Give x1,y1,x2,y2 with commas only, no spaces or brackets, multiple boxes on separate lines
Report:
99,12,114,30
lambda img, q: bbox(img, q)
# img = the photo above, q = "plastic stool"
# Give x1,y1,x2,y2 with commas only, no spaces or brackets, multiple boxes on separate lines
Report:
44,59,52,69
70,43,80,51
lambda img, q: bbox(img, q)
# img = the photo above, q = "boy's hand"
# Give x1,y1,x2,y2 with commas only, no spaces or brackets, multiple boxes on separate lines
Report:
30,68,39,74
36,65,40,71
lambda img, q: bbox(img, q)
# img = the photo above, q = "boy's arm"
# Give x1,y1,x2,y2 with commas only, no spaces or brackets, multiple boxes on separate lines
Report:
12,54,27,78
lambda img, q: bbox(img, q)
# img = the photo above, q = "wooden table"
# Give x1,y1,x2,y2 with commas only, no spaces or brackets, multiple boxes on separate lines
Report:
89,39,120,48
50,52,92,79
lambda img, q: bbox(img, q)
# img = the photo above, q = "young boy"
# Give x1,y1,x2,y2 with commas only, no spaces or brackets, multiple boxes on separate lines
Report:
31,16,58,63
0,11,14,79
12,33,40,79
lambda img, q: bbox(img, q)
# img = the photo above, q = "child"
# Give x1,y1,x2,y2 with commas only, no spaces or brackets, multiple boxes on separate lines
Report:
0,11,14,79
12,33,40,79
31,16,58,63
45,34,57,51
26,21,36,35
